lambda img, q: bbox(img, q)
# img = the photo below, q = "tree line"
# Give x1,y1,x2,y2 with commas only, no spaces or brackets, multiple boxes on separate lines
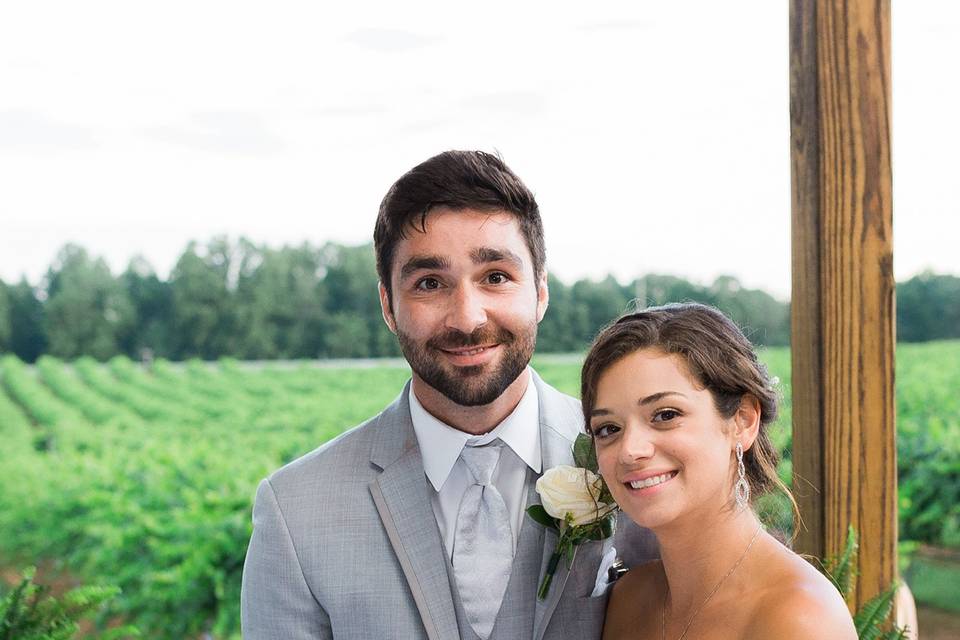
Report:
0,238,956,362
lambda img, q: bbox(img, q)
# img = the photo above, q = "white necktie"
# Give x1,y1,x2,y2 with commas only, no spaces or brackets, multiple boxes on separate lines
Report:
452,442,514,639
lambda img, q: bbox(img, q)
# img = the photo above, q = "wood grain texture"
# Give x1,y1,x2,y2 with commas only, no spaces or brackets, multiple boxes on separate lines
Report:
790,0,825,565
789,0,896,612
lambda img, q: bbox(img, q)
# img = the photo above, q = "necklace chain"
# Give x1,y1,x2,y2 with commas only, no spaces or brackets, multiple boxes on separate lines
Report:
660,524,763,640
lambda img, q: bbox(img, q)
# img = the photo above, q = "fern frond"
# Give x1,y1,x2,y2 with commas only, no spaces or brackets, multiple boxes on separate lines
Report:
853,581,898,639
824,525,859,597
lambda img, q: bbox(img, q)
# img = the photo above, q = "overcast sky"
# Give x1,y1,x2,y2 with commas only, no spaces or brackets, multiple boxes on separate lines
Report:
1,1,957,299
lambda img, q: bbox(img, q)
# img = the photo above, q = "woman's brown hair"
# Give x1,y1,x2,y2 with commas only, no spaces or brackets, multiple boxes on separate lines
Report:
581,302,799,532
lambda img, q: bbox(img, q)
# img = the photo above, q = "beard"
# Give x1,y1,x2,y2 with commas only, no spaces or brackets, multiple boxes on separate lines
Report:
397,322,537,407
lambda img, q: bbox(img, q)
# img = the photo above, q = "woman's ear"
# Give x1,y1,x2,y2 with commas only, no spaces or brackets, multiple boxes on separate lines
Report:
735,394,762,451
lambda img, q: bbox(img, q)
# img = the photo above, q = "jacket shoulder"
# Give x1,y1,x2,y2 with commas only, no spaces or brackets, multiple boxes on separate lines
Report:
266,411,384,497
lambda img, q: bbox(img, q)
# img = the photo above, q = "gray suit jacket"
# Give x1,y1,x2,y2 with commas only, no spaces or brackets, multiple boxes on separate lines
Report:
241,371,657,639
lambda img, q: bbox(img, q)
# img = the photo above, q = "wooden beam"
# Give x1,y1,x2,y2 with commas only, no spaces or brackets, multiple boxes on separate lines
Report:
789,0,896,611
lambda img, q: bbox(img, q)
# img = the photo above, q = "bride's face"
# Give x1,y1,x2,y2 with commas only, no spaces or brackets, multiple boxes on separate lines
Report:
589,348,740,530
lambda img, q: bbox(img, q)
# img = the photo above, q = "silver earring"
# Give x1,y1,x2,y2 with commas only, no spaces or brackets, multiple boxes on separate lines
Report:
735,441,751,510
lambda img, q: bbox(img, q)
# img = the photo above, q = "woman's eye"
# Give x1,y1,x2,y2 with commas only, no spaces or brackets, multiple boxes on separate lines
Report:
652,409,681,423
591,423,620,439
415,277,441,291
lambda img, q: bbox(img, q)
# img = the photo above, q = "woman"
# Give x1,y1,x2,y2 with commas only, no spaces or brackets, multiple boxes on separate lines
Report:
581,303,856,639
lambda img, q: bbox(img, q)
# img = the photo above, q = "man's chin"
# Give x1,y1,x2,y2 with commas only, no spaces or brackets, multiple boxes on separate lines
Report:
419,366,526,407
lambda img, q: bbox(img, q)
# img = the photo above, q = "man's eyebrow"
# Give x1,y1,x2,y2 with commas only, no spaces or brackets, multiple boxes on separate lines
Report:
470,247,524,269
399,255,450,280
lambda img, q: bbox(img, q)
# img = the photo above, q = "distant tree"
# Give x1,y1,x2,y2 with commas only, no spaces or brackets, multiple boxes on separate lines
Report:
235,242,328,359
8,236,955,361
6,279,47,362
537,275,588,352
121,256,174,359
43,244,134,360
319,243,399,358
897,271,960,342
707,275,790,347
638,273,706,306
568,275,634,345
169,238,238,359
0,280,10,352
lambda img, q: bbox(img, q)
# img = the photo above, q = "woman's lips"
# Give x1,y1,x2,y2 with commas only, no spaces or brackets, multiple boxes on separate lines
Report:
625,470,678,491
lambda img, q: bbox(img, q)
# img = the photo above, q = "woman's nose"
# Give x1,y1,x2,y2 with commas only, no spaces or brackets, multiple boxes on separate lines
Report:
619,425,655,464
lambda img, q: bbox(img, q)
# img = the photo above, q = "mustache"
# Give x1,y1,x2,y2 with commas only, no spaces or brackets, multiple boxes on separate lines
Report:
427,326,515,351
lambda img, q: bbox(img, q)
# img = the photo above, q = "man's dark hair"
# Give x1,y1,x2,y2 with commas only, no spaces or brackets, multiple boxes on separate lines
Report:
374,150,545,301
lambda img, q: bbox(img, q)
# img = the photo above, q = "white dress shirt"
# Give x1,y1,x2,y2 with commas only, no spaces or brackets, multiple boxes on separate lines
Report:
409,374,542,560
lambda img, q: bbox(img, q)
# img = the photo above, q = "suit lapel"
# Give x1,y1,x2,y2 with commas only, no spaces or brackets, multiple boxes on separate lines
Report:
530,371,584,640
368,385,459,640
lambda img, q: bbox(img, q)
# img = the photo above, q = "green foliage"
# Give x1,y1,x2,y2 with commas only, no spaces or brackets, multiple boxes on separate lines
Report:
572,432,598,473
43,245,135,361
822,527,908,640
0,567,138,640
895,341,960,548
5,279,47,362
0,343,955,637
0,281,11,352
4,238,959,363
897,271,960,342
902,555,960,613
0,358,411,638
525,505,559,531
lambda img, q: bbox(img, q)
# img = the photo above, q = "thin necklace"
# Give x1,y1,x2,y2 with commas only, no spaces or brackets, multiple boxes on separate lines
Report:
660,524,763,640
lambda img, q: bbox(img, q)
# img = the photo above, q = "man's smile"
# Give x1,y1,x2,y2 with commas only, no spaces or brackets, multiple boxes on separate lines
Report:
439,343,501,366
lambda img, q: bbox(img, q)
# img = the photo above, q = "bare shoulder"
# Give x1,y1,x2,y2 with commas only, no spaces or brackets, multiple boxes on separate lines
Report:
747,550,857,639
603,560,662,640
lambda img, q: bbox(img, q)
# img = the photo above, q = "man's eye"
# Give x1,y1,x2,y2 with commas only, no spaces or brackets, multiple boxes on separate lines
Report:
487,272,508,284
652,409,681,423
415,277,441,291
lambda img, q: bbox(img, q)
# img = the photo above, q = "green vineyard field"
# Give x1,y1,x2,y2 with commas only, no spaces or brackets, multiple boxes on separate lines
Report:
1,342,958,638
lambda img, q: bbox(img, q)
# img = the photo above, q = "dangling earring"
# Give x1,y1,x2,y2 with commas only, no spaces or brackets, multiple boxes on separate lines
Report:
735,441,751,510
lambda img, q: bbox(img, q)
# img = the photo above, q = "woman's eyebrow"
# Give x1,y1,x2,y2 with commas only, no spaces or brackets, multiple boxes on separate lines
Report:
639,391,687,406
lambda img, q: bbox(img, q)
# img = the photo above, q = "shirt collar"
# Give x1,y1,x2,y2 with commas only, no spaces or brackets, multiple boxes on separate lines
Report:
409,371,542,492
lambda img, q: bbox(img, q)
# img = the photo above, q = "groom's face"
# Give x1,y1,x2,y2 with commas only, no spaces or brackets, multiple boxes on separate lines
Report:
379,207,549,407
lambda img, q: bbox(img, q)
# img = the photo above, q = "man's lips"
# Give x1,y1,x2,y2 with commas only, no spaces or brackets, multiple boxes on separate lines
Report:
439,344,498,356
437,343,501,366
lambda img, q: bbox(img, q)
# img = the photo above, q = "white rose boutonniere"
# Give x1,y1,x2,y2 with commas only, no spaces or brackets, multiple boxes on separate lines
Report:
526,433,619,600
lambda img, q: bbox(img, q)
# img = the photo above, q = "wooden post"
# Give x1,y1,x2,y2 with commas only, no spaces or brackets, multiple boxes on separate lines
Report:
789,0,896,612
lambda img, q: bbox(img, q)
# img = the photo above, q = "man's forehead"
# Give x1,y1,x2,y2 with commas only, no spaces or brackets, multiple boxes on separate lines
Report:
401,206,519,235
393,209,530,258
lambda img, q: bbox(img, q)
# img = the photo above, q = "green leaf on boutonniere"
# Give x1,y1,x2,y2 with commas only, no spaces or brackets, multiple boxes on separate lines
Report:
573,433,598,473
526,504,560,531
586,515,616,540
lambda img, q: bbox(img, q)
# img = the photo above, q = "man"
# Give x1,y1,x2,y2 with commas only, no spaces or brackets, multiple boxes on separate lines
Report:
241,151,657,639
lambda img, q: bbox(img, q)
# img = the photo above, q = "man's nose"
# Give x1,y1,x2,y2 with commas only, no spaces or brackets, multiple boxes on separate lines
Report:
445,284,488,334
619,424,655,464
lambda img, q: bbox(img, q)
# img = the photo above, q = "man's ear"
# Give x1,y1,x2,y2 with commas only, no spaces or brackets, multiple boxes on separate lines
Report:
734,394,762,451
535,270,549,323
379,282,397,334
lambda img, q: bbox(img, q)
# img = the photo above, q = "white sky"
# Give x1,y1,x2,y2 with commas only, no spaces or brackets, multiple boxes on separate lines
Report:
1,1,957,300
